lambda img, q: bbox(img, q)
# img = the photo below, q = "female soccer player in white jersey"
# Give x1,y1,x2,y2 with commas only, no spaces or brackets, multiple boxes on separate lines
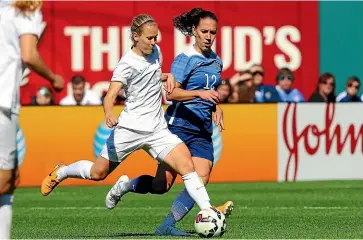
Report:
105,8,233,236
41,14,216,217
0,0,64,238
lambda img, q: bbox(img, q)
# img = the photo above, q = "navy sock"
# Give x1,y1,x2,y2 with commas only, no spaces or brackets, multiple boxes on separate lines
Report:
127,175,154,194
160,188,195,227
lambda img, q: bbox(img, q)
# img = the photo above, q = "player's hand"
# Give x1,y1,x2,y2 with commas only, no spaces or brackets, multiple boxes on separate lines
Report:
105,113,118,128
51,74,64,92
213,106,225,132
162,74,176,95
198,90,220,104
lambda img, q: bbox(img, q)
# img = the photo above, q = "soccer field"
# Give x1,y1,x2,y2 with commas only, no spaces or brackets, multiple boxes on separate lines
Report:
12,180,363,239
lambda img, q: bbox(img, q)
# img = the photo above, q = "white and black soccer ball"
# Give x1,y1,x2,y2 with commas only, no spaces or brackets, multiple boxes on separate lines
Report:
194,207,227,238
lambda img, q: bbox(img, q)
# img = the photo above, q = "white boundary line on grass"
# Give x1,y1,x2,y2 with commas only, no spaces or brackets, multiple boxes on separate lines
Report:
23,206,360,210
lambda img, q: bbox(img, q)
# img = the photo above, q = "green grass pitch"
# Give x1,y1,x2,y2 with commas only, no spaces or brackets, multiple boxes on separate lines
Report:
12,180,363,239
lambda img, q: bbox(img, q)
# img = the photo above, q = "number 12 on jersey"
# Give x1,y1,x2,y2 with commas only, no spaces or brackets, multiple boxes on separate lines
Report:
204,74,217,90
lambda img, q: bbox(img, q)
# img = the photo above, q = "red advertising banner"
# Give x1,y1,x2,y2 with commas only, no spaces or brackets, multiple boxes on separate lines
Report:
20,1,319,104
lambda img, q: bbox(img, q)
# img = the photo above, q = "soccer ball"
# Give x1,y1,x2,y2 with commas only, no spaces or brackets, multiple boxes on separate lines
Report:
194,207,227,238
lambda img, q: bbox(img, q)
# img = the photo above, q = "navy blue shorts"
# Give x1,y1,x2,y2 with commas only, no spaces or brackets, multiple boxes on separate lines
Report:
168,125,214,162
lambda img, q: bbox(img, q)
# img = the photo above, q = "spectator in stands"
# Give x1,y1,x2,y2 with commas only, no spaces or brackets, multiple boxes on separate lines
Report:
60,75,102,105
250,64,281,103
308,72,336,102
251,64,264,102
336,76,362,102
228,71,254,103
216,79,232,103
227,72,242,103
251,64,264,87
237,71,256,103
227,85,240,103
31,86,54,106
275,67,304,102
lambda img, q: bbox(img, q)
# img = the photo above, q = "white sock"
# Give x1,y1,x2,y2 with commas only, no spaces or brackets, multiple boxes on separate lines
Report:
56,160,93,181
182,172,211,210
0,194,13,239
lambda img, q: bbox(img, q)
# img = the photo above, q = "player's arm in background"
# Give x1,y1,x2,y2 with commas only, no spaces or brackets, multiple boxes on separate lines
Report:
165,55,220,104
17,10,63,91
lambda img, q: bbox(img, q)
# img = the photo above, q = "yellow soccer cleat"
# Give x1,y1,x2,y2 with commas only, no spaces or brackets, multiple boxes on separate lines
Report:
41,163,67,196
216,200,234,217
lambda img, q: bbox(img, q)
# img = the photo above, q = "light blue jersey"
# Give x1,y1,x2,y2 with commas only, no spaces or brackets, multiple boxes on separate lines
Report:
165,47,223,134
275,86,304,102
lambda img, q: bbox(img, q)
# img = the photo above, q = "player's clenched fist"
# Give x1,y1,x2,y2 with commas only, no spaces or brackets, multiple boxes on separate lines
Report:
161,73,176,95
198,90,220,104
105,113,118,128
51,74,65,92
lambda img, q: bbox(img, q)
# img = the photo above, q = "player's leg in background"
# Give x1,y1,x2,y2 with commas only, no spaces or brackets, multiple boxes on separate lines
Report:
105,158,177,209
0,110,18,239
114,162,176,195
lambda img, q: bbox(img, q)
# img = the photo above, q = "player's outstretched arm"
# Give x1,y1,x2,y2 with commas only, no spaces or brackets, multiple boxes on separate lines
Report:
166,85,200,102
20,34,64,92
166,84,220,104
103,81,122,128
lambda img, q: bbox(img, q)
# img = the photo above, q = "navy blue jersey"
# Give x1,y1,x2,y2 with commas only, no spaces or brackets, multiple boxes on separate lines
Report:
336,91,362,102
165,47,223,134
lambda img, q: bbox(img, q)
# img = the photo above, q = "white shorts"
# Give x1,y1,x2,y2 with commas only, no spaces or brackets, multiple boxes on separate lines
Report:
100,126,183,163
0,109,18,170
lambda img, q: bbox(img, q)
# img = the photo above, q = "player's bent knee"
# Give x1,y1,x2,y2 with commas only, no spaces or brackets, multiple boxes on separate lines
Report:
90,172,107,181
0,179,12,195
163,143,197,176
200,175,210,185
0,184,10,195
14,169,20,188
0,170,15,195
90,168,108,181
196,170,211,185
182,158,195,173
151,179,170,194
90,158,111,181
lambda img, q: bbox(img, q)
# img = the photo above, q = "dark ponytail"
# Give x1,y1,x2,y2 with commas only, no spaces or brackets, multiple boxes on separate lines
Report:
173,8,218,36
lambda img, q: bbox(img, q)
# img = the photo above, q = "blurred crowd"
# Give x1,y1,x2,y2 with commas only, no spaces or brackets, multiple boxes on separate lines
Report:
216,64,362,104
29,65,362,106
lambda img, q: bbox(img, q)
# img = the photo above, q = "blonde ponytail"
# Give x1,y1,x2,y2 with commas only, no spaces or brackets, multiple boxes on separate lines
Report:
12,0,42,13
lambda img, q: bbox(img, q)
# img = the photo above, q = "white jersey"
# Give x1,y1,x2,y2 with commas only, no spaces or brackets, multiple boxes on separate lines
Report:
111,45,167,132
60,90,102,106
0,2,42,114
